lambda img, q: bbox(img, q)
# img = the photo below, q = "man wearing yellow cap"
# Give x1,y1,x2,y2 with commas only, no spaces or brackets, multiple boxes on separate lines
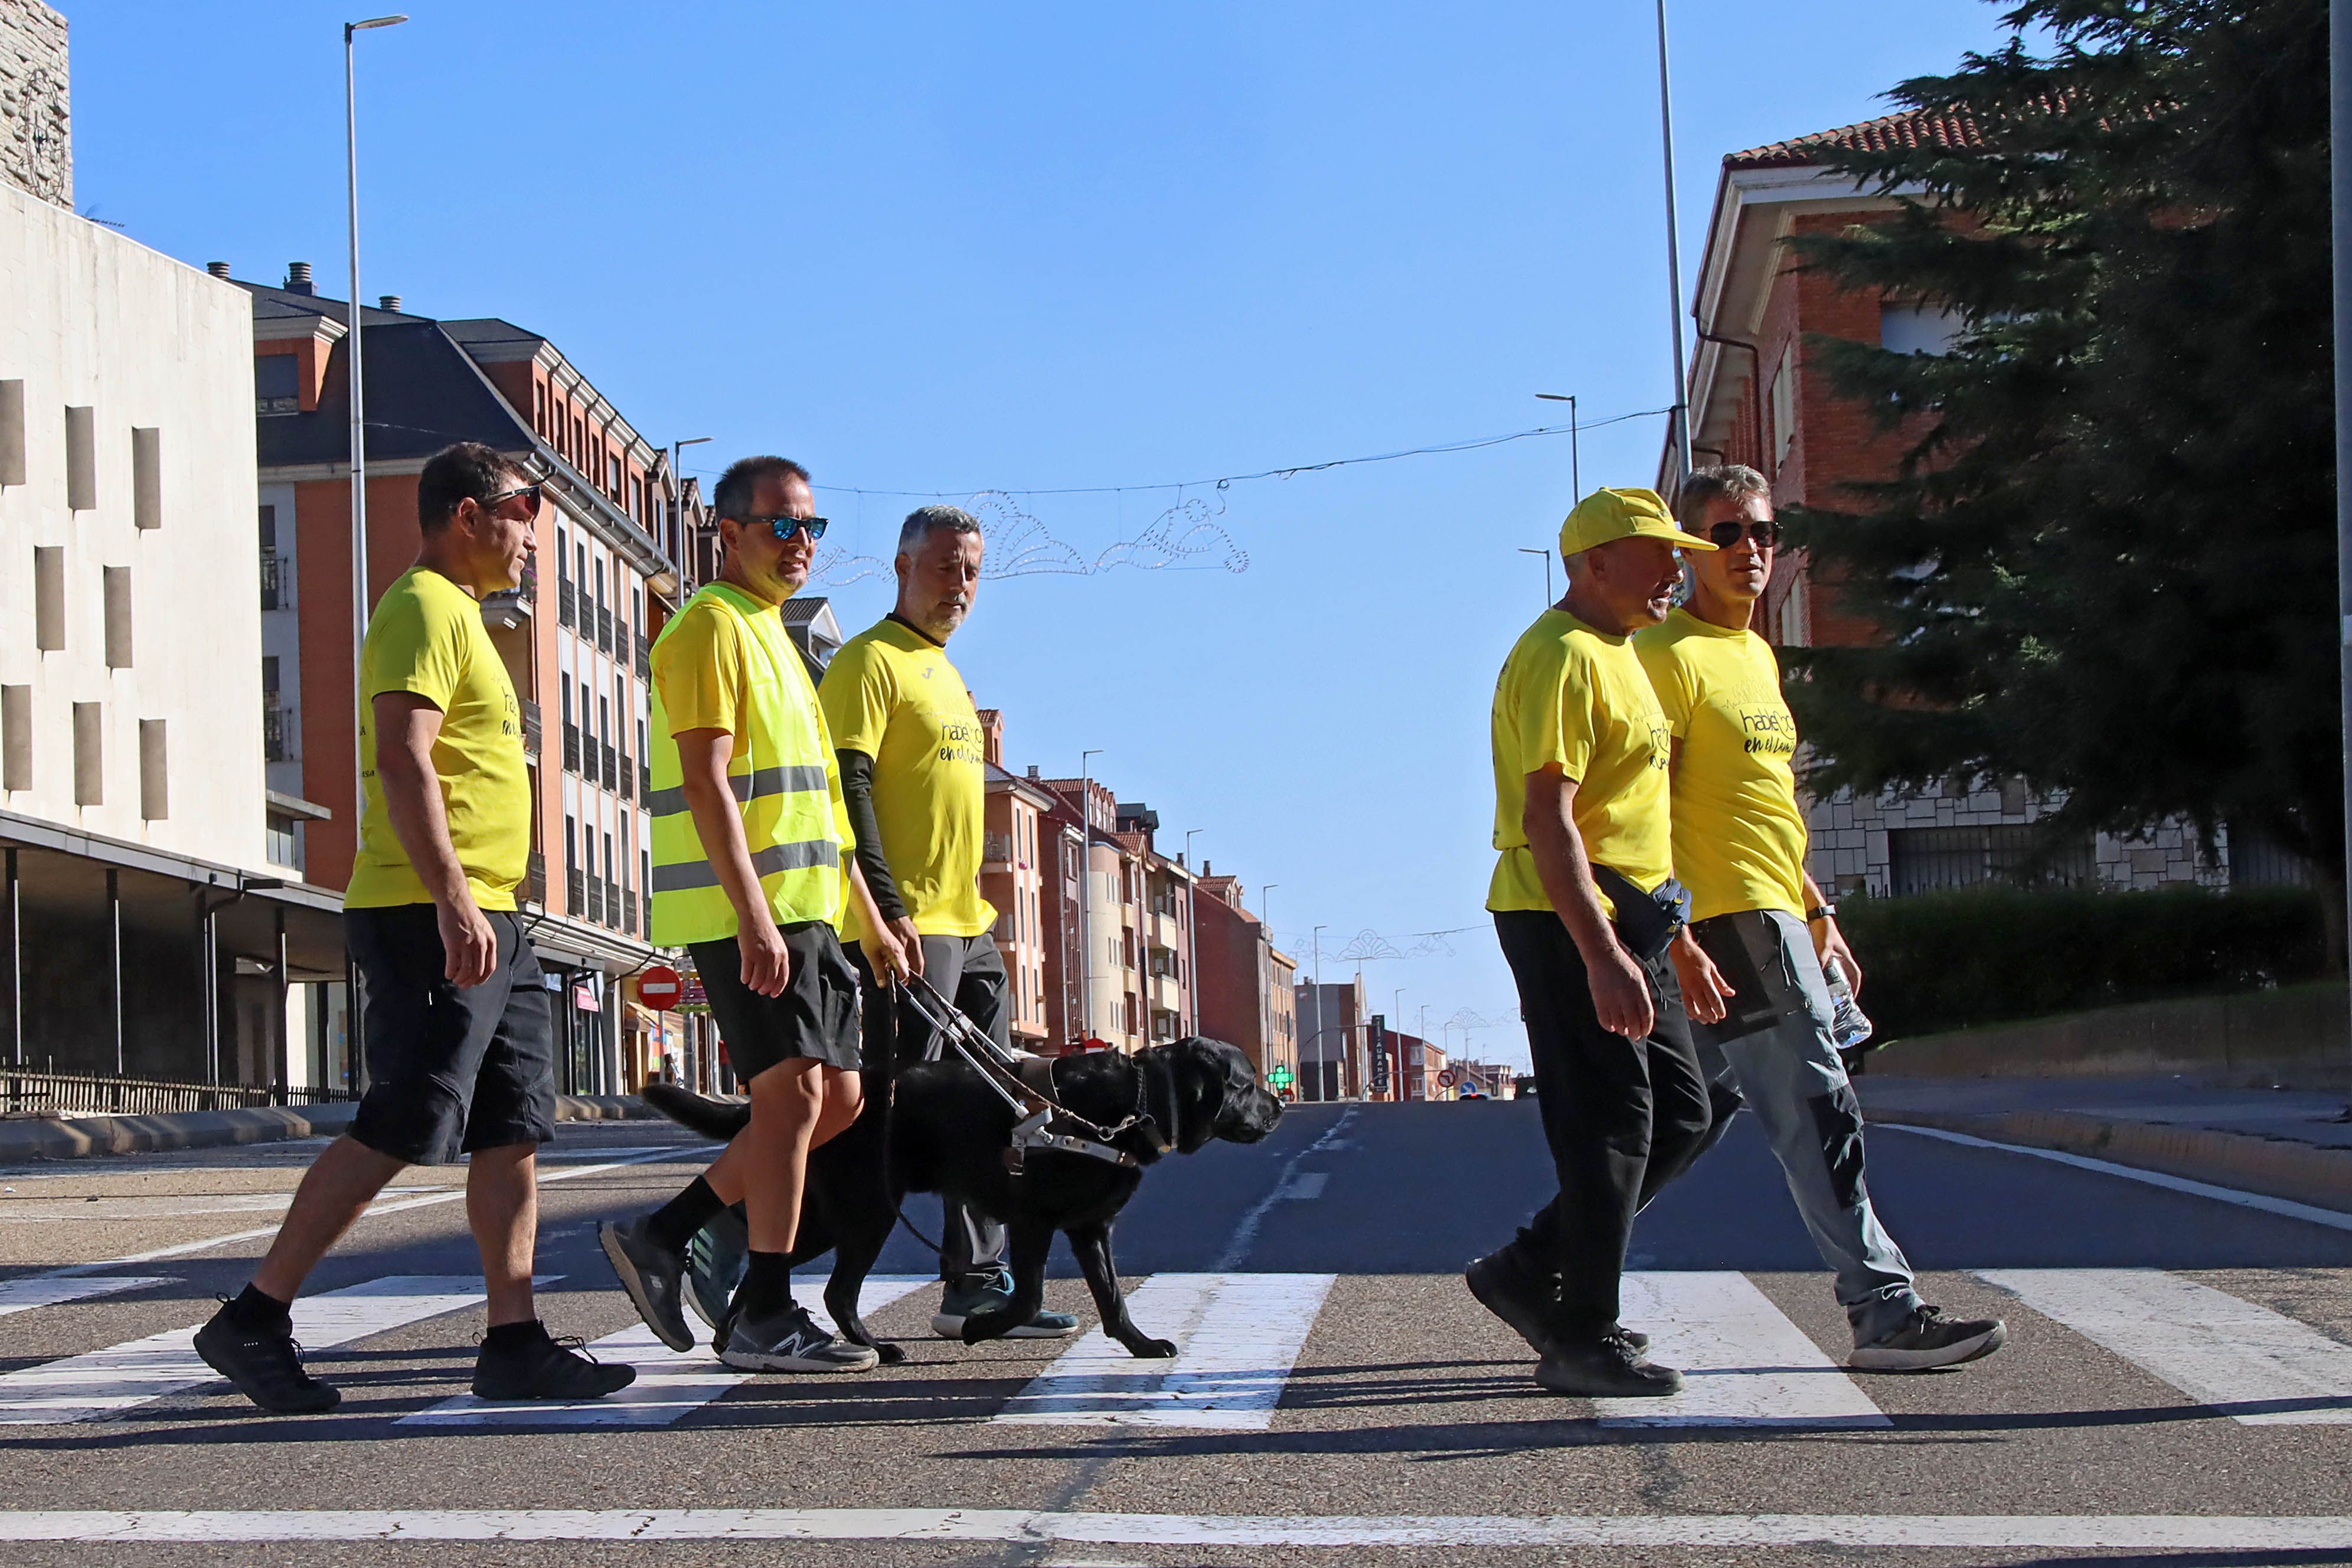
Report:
1636,464,2005,1371
1468,486,1719,1399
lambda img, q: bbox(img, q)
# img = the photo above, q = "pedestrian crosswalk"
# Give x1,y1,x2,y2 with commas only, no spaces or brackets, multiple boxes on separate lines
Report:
0,1268,2343,1430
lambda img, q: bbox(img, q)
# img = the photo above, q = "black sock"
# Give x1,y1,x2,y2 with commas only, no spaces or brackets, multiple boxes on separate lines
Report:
225,1283,292,1336
484,1319,548,1353
738,1251,792,1322
646,1174,725,1253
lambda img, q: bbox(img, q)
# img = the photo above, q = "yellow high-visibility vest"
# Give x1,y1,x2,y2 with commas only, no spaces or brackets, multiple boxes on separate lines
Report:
647,582,850,946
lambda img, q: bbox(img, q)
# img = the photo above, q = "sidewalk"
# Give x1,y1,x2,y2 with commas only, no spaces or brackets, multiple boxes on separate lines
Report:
1856,1072,2352,1216
0,1095,655,1164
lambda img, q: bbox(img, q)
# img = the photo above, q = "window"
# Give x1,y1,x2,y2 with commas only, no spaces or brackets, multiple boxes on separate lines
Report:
608,452,622,495
255,356,300,416
1887,825,2095,895
0,380,23,485
1768,341,1796,472
1880,302,1965,357
64,406,95,511
1,685,29,791
132,428,161,529
72,701,101,806
139,719,167,821
34,545,63,651
103,566,132,669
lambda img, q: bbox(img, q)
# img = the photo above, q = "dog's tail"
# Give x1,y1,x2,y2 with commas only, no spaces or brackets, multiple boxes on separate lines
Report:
641,1080,752,1142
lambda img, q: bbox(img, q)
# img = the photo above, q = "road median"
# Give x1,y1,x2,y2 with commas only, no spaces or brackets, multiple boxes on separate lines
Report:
0,1095,655,1164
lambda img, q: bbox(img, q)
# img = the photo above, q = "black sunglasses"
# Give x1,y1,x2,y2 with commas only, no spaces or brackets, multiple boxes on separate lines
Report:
479,482,544,517
1708,518,1781,549
740,514,829,542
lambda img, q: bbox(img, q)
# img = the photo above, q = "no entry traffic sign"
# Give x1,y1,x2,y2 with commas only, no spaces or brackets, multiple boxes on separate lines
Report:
638,965,683,1011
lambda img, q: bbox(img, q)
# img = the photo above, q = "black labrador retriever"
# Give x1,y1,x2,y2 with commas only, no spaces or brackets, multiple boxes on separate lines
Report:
641,1034,1282,1363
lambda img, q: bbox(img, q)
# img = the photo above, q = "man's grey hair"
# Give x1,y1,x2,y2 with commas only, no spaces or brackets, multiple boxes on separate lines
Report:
1675,463,1772,528
897,504,982,556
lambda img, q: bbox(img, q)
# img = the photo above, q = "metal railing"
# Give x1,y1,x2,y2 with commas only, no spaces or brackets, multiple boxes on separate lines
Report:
558,576,576,629
263,703,290,763
260,549,283,610
524,851,547,906
634,632,651,680
641,761,653,801
568,866,586,912
618,753,635,804
564,723,582,775
520,698,542,759
1,1070,355,1118
605,879,620,930
621,887,638,936
984,832,1014,865
597,604,613,652
587,877,605,924
602,741,618,783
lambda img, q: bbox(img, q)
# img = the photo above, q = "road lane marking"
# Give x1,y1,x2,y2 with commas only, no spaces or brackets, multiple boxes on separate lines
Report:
0,1509,2344,1549
1213,1109,1357,1271
1595,1272,1887,1428
994,1272,1335,1430
396,1277,932,1428
0,1277,169,1320
1880,1124,2352,1233
1277,1172,1329,1200
0,1275,502,1425
36,1144,721,1279
1977,1268,2352,1425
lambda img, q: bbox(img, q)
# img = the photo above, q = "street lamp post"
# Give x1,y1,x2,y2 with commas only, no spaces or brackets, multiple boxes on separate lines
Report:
1517,547,1553,606
1654,0,1694,486
1077,749,1102,1041
2331,0,2352,1113
1534,392,1581,499
669,435,711,571
1182,828,1202,1035
344,14,407,851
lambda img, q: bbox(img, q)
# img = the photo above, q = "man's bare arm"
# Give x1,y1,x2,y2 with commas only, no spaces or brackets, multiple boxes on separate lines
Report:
1523,767,1654,1039
675,728,790,997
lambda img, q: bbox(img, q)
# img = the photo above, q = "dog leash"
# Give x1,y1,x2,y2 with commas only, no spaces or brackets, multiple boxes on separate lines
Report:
893,977,1164,1170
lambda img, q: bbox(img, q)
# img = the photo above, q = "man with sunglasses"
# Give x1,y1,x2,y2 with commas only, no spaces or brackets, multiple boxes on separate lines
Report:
600,455,909,1373
199,443,632,1413
1635,464,2005,1371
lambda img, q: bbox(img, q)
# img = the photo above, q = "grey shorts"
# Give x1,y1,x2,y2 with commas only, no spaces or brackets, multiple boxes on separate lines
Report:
690,921,863,1084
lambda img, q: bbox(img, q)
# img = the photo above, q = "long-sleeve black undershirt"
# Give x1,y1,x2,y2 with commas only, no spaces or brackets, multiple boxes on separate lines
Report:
837,747,907,925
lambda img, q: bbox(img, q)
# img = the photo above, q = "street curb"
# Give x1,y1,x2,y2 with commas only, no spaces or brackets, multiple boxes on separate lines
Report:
0,1093,654,1164
1874,1106,2352,1216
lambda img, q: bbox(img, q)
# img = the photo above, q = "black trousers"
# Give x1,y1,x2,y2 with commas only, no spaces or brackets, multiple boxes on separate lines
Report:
850,930,1012,1287
1494,909,1712,1338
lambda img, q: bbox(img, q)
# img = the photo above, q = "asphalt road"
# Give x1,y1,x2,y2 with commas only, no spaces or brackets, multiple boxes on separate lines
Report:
0,1096,2346,1567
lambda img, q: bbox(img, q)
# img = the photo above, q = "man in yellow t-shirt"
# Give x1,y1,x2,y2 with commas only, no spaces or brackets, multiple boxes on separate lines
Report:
1468,487,1718,1401
201,443,632,1413
1636,465,2004,1373
819,505,1078,1341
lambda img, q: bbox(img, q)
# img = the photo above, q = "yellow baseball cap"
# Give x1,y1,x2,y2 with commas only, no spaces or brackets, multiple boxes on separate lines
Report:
1557,486,1719,557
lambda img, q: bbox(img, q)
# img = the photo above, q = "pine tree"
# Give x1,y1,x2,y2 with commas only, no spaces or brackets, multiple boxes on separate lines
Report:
1783,0,2338,943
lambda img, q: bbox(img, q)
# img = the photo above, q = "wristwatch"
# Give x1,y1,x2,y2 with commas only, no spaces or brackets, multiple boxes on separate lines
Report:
1805,902,1837,923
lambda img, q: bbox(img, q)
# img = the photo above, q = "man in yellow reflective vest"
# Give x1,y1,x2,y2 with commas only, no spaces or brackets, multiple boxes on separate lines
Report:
599,455,906,1373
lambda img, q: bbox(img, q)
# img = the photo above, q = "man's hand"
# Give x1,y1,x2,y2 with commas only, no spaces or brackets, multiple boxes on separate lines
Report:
436,893,498,988
861,923,912,986
1813,918,1861,998
886,916,925,981
1589,940,1657,1040
740,913,791,998
1670,929,1735,1025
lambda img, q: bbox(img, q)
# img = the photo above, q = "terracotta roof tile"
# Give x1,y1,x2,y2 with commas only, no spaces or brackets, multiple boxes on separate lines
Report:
1727,108,1987,170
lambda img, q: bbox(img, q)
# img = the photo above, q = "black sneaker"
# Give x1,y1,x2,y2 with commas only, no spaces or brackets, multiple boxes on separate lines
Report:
194,1301,340,1414
718,1302,879,1373
1535,1331,1684,1398
1465,1247,1559,1357
599,1217,694,1353
472,1328,638,1400
1850,1305,2007,1371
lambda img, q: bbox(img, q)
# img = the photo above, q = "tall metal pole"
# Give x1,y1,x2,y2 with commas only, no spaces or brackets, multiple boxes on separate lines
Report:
1570,394,1581,501
1182,828,1201,1035
1655,0,1693,485
4,848,17,1067
2333,0,2352,1110
1077,749,1102,1041
106,869,122,1075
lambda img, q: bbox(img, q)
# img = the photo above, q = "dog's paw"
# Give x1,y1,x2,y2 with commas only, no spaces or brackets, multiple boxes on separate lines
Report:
1127,1337,1178,1359
876,1341,907,1366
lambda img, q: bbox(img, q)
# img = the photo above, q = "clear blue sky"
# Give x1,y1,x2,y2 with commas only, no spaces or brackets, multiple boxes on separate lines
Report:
69,0,2019,1066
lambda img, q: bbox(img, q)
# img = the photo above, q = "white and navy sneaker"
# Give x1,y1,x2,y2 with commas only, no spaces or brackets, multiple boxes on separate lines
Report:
718,1303,880,1373
1850,1305,2007,1371
930,1276,1080,1340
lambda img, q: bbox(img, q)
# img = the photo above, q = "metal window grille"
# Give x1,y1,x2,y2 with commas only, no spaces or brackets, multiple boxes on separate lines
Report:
2230,824,2315,888
558,576,576,629
563,723,582,775
1887,825,2096,896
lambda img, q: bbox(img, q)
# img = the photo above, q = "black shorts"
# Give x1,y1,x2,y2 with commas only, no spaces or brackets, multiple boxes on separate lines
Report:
345,904,556,1166
690,920,863,1083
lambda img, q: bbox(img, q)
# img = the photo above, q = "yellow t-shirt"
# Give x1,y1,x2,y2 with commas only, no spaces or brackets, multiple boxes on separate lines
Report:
345,567,530,911
819,617,996,943
1635,607,1811,923
1488,609,1674,916
648,583,854,943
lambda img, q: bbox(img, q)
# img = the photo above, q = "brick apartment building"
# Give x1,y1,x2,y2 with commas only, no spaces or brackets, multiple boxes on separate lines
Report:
977,711,1057,1048
1191,867,1298,1093
1672,112,2307,899
1293,976,1365,1102
234,264,696,1094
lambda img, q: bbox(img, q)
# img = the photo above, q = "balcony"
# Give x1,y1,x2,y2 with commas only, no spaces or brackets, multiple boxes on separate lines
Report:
557,576,576,630
520,698,542,764
563,723,582,775
523,851,547,907
259,549,283,611
618,753,635,805
586,877,604,925
641,761,653,801
1148,971,1182,1013
634,631,651,680
567,866,585,912
621,887,638,936
983,832,1014,871
597,604,613,653
605,879,620,929
1150,911,1181,952
602,741,618,783
262,701,290,763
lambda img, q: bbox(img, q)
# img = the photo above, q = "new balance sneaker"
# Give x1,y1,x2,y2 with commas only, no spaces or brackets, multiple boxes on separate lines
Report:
1850,1305,2007,1371
599,1217,694,1353
685,1207,750,1332
930,1275,1081,1340
194,1302,339,1415
1534,1331,1684,1398
719,1303,880,1373
473,1325,636,1400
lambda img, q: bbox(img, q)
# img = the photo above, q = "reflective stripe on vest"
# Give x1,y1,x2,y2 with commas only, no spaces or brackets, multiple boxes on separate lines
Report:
646,583,847,946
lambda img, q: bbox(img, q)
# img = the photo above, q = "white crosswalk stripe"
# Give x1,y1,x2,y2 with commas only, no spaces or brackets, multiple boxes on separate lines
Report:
397,1277,933,1429
994,1273,1335,1430
0,1275,499,1425
1597,1271,1888,1427
0,1277,169,1321
1978,1268,2352,1425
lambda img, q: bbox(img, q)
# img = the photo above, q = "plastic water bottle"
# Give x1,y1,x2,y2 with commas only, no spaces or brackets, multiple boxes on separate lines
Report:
1823,954,1874,1052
